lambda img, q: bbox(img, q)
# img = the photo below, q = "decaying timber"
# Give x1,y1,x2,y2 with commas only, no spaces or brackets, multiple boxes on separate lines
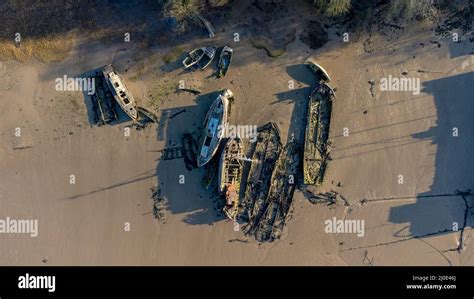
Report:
136,106,159,123
182,133,198,171
217,46,233,78
196,14,216,38
91,74,117,125
218,137,244,220
303,82,334,185
202,156,218,189
252,141,301,242
240,122,282,227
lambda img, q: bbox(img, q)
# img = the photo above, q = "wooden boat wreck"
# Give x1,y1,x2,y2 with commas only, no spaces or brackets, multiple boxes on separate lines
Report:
217,46,233,78
197,89,233,167
136,106,158,123
253,141,301,242
202,156,218,189
218,137,244,220
182,133,198,171
182,47,216,70
91,74,117,125
303,82,335,185
240,122,282,228
102,64,138,120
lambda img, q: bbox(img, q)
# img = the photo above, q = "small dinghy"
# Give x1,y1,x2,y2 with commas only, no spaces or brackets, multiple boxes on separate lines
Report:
182,47,216,70
217,46,233,78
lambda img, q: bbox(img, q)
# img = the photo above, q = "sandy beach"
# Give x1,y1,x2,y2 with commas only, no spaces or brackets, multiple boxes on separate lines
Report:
1,0,473,265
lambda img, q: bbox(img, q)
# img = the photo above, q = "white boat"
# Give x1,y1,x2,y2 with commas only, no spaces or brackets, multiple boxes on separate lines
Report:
306,59,331,82
182,47,216,70
197,89,232,167
102,64,138,120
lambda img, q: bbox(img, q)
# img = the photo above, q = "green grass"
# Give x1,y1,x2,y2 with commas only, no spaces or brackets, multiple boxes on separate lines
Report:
250,37,286,58
162,46,185,63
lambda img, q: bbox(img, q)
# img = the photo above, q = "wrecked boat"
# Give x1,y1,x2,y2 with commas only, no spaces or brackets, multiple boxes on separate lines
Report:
182,47,216,70
217,46,233,78
253,141,301,242
182,133,198,171
306,59,332,82
218,137,244,220
102,64,138,120
202,157,218,189
241,122,282,227
303,82,335,185
197,89,233,167
196,14,216,38
136,106,159,123
91,74,117,125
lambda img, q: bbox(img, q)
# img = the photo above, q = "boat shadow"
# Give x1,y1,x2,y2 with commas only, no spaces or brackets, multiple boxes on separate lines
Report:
272,64,318,144
154,91,228,225
79,67,135,127
388,71,474,243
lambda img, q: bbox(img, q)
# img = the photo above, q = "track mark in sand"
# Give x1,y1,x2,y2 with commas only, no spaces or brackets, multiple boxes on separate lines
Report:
340,228,453,252
362,250,374,266
363,192,470,204
457,193,472,251
228,238,249,243
345,190,473,254
417,238,452,266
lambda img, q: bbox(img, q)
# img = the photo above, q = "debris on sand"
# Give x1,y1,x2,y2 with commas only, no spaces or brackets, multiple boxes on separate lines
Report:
300,20,329,50
159,147,184,161
202,156,218,189
307,190,339,205
368,80,376,98
182,133,198,171
136,106,159,123
170,108,186,119
151,186,166,221
176,87,202,95
12,145,33,150
196,13,216,38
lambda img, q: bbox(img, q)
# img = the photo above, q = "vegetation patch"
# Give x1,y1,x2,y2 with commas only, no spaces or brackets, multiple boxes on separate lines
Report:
299,20,329,50
0,35,73,63
250,37,287,58
162,46,185,63
148,80,176,111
